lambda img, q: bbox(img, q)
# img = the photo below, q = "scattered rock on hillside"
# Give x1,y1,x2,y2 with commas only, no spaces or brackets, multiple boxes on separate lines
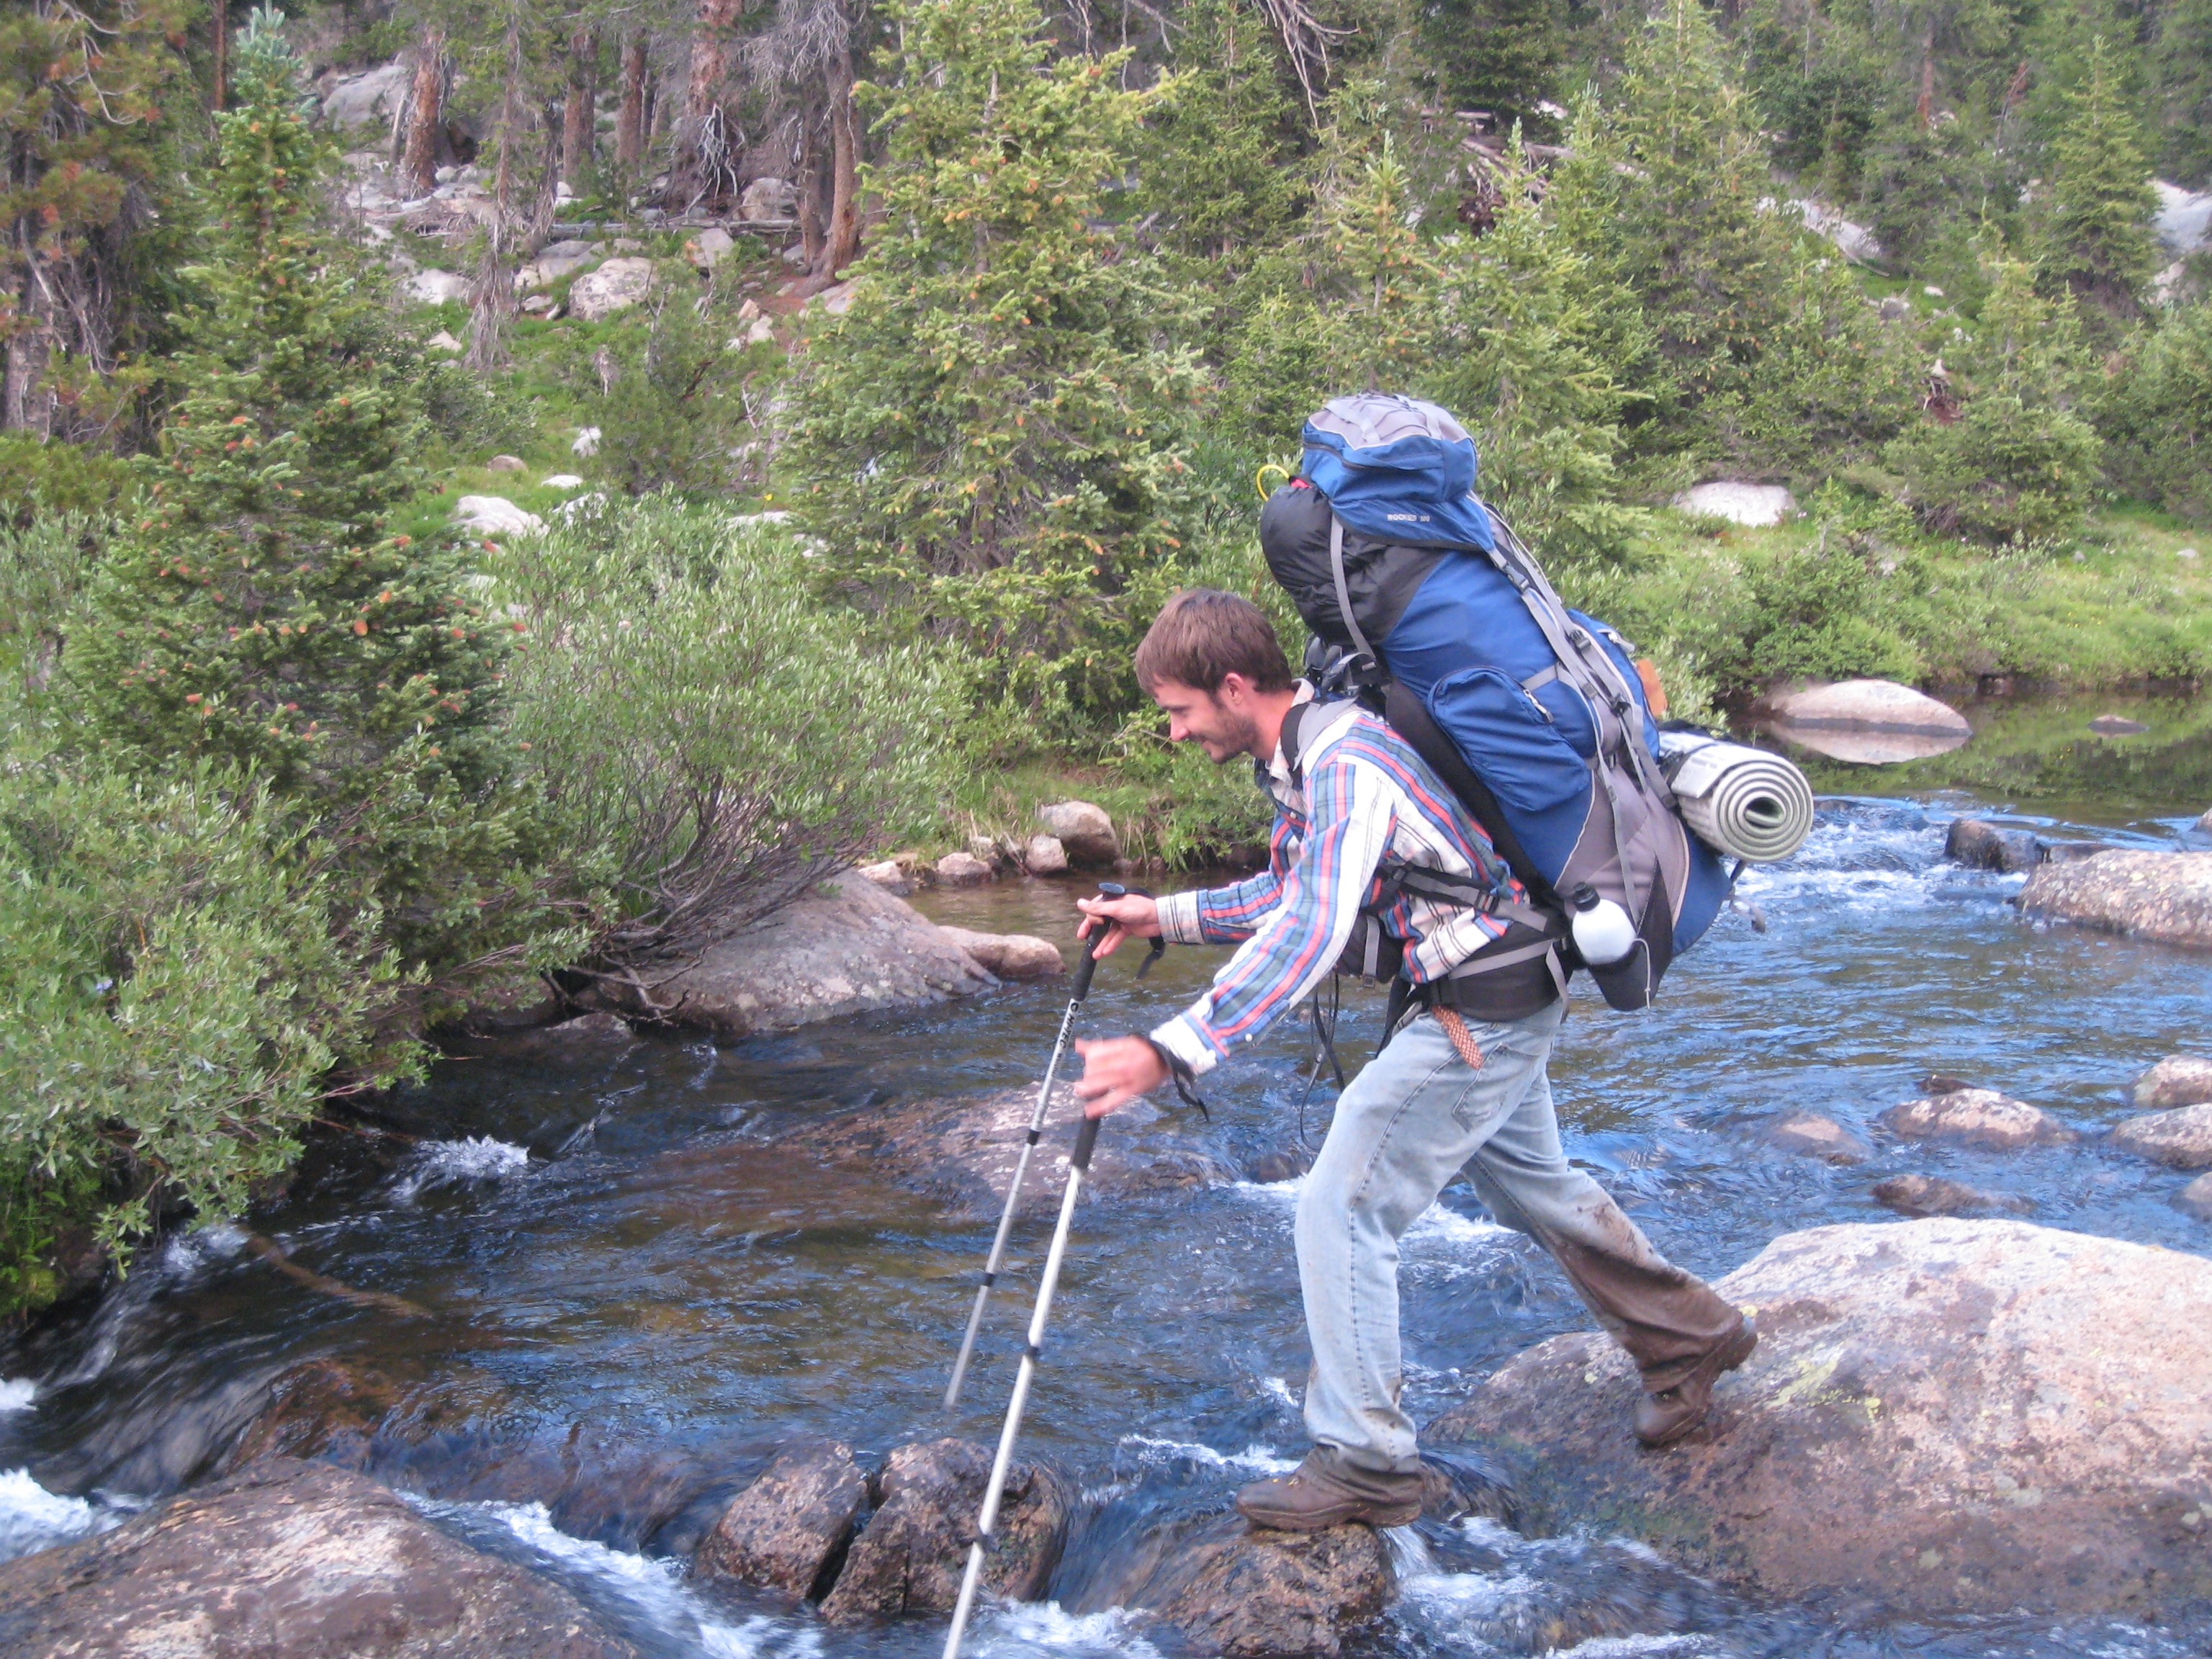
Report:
934,850,993,886
0,1457,638,1659
691,1437,866,1600
2108,1103,2212,1169
2015,850,2212,950
408,268,472,305
452,495,545,538
486,454,526,472
427,330,464,354
1870,1173,2033,1217
1038,800,1119,866
2134,1054,2212,1109
2154,179,2212,256
857,858,912,896
2178,1172,2212,1221
1024,833,1069,875
740,176,799,220
1673,482,1796,526
589,872,991,1043
569,256,656,322
321,63,410,131
1879,1088,2076,1150
1766,680,1972,737
543,473,585,490
1762,1110,1871,1164
572,426,601,457
1945,819,2041,873
942,927,1063,981
814,279,859,315
1426,1218,2212,1620
1067,1510,1393,1659
821,1439,1069,1625
685,228,735,269
516,240,595,288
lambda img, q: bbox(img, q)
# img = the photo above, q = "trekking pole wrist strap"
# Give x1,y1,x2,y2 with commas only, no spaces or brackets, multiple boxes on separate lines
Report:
1141,1036,1210,1118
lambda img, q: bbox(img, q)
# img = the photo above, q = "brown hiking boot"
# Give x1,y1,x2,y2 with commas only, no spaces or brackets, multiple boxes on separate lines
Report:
1635,1315,1758,1448
1235,1449,1424,1532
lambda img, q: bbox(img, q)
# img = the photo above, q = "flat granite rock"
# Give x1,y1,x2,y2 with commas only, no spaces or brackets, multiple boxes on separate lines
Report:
2015,850,2212,950
2134,1053,2212,1110
1426,1218,2212,1621
1879,1088,2075,1150
0,1457,637,1659
2108,1102,2212,1169
1766,680,1972,735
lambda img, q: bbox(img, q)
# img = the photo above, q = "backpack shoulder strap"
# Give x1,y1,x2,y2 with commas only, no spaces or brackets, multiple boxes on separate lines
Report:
1327,516,1382,674
1278,695,1366,785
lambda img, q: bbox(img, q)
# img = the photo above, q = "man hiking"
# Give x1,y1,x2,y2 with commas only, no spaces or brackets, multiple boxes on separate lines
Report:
1072,586,1755,1533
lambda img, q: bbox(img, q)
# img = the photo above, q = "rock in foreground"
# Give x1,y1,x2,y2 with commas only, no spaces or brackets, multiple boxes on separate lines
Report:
2108,1102,2212,1169
2015,850,2212,950
1067,1509,1392,1658
821,1438,1069,1625
2134,1053,2212,1110
1879,1087,2075,1149
1428,1218,2212,1619
691,1437,866,1599
595,874,992,1042
0,1457,637,1658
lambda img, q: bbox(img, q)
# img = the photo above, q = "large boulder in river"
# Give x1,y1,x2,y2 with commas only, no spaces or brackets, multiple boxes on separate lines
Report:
1067,1509,1393,1658
595,873,992,1043
820,1438,1069,1625
1879,1087,2074,1149
785,1084,1236,1220
0,1457,637,1658
1427,1218,2212,1620
2134,1053,2212,1109
1766,679,1972,736
2108,1102,2212,1169
691,1437,866,1599
2015,850,2212,950
941,925,1063,980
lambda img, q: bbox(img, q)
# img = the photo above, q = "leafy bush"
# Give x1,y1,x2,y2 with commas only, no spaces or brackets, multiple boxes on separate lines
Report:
493,496,961,995
0,736,390,1321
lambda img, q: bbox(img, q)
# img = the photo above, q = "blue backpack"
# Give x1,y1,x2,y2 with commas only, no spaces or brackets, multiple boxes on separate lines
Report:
1264,394,1732,1010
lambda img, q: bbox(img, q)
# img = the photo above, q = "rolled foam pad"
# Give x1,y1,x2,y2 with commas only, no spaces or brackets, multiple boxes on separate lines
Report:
1658,734,1815,863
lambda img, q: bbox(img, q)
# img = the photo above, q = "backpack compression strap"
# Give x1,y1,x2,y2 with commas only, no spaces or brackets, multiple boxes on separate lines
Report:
1326,516,1382,676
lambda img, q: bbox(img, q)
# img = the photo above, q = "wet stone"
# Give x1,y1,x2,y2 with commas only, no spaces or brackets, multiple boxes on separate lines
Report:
934,850,994,886
691,1437,866,1600
2133,1053,2212,1110
1066,1508,1392,1658
1763,1110,1872,1164
1944,818,2040,873
2108,1102,2212,1169
1870,1173,2033,1218
819,1437,1069,1625
1024,832,1069,876
941,925,1064,980
2177,1172,2212,1222
1879,1088,2076,1150
2014,850,2212,950
1038,799,1120,866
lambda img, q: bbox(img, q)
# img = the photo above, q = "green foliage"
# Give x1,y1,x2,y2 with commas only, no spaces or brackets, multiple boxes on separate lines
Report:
778,0,1207,737
1417,0,1568,138
1730,254,1917,473
491,495,961,969
0,435,132,524
2031,32,2159,336
2100,299,2212,522
63,12,555,1002
0,734,391,1321
1139,0,1303,264
589,271,756,495
2150,0,2212,185
1885,247,2103,542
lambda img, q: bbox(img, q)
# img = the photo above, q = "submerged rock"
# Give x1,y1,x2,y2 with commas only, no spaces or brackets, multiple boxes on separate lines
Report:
436,1010,640,1063
2178,1172,2212,1222
0,1457,637,1658
785,1084,1236,1220
1426,1218,2212,1620
2134,1053,2212,1110
1879,1087,2076,1150
2015,850,2212,950
821,1437,1069,1624
1762,1109,1871,1164
1870,1173,2033,1217
942,926,1064,980
2108,1102,2212,1169
691,1437,866,1599
1068,1509,1392,1658
593,873,992,1043
1944,818,2041,873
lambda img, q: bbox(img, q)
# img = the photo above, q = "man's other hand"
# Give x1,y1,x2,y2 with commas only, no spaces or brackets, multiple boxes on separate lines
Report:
1075,891,1161,959
1074,1035,1167,1118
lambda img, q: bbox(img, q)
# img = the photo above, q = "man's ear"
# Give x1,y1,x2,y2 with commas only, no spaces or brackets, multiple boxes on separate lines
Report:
1215,672,1251,707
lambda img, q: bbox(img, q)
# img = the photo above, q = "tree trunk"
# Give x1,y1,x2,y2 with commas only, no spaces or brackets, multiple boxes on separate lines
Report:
797,94,827,269
1915,27,1936,129
814,38,862,281
210,0,228,112
564,29,598,185
467,9,529,374
670,0,746,208
401,28,446,197
3,261,51,436
616,35,648,167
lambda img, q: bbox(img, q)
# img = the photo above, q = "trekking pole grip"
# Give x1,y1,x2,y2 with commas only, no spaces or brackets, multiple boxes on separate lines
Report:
1071,1112,1102,1172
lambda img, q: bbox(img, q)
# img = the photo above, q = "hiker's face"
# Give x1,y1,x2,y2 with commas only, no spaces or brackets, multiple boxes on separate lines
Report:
1152,677,1261,764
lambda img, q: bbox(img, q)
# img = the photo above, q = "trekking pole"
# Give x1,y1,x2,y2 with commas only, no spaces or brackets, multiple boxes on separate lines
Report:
941,1108,1105,1659
941,882,1123,1412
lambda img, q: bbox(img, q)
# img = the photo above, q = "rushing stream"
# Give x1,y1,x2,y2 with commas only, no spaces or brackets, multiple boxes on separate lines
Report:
4,697,2211,1658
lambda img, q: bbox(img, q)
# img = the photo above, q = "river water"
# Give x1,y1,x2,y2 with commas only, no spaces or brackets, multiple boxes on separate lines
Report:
3,698,2209,1658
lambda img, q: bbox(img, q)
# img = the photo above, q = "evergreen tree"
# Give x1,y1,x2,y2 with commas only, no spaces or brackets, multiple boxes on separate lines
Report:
66,12,552,1004
1139,0,1303,265
778,0,1205,734
2032,32,2159,336
1417,0,1568,138
2149,0,2212,186
2099,297,2212,521
1315,132,1443,392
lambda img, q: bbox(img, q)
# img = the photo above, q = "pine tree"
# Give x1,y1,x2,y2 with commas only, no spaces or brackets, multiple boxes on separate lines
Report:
2033,32,2159,336
1139,0,1303,266
1314,132,1443,392
67,12,552,1001
1418,0,1568,138
778,0,1205,734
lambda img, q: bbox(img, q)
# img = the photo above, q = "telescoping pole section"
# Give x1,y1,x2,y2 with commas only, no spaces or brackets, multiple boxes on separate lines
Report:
940,885,1121,1411
940,1109,1105,1659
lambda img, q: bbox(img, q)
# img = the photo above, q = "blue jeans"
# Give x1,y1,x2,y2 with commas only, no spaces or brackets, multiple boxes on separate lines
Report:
1295,1002,1741,1476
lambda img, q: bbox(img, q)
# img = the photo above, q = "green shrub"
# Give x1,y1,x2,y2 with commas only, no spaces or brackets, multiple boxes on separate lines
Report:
0,433,132,525
2101,299,2212,522
493,496,962,985
587,271,757,496
0,737,390,1321
1884,392,2103,544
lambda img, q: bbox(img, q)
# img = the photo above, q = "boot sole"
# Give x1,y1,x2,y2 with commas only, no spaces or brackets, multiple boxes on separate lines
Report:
1636,1318,1759,1448
1235,1494,1424,1532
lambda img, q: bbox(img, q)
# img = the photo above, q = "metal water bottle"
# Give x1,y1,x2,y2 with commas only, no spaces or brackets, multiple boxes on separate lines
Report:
1569,884,1637,966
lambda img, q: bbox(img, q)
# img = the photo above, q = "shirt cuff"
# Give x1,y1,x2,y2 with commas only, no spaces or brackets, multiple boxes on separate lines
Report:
1154,889,1208,946
1148,1013,1220,1077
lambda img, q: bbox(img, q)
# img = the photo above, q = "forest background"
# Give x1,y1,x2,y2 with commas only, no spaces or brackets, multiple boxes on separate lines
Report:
1,0,2210,1316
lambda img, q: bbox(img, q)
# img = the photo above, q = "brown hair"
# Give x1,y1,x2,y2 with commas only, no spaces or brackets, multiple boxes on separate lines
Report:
1134,588,1295,695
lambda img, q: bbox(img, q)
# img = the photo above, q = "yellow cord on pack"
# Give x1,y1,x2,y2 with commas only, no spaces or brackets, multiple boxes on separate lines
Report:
1255,463,1291,500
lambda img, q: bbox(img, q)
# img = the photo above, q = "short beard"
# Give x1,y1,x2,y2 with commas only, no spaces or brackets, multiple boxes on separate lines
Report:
1210,706,1262,764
